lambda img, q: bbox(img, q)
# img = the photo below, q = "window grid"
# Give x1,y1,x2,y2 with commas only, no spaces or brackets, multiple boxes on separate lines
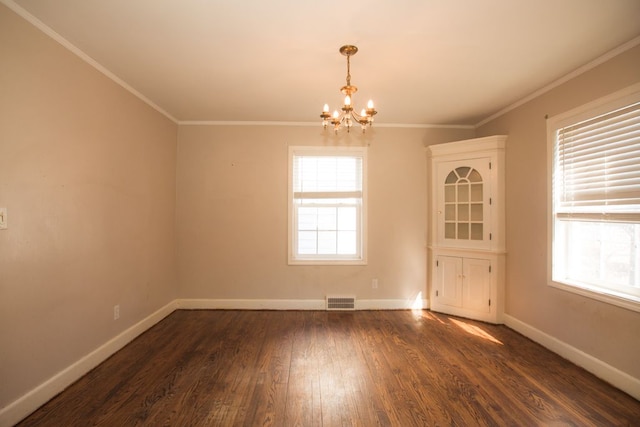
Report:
289,147,366,264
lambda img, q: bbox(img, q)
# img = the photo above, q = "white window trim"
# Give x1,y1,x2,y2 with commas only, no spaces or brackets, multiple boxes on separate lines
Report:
288,145,368,265
546,82,640,313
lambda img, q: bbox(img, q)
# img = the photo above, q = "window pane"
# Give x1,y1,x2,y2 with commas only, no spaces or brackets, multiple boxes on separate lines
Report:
298,231,317,254
556,220,640,289
337,207,356,231
298,207,317,230
317,207,337,231
337,231,356,254
317,231,337,254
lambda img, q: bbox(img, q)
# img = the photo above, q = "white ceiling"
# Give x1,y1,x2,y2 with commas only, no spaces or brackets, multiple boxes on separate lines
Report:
6,0,640,126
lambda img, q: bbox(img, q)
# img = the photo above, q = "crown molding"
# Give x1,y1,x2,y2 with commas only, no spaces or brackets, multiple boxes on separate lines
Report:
1,0,178,124
178,120,474,129
475,35,640,128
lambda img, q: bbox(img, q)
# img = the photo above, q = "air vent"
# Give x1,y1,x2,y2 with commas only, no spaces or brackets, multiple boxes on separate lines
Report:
326,296,356,311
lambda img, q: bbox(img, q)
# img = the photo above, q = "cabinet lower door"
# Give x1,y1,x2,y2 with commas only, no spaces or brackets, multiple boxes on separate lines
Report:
462,258,491,314
434,256,463,308
432,255,492,321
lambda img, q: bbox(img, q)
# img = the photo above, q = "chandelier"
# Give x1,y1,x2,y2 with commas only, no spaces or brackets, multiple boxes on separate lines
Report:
320,45,377,133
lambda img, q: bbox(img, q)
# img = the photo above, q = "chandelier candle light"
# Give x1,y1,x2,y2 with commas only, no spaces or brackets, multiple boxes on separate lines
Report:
320,45,377,133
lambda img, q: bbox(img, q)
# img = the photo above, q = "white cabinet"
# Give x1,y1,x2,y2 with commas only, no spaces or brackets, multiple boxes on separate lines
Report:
428,136,506,324
433,254,493,320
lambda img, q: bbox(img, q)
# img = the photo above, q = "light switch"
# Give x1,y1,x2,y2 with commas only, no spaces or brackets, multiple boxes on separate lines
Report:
0,208,6,230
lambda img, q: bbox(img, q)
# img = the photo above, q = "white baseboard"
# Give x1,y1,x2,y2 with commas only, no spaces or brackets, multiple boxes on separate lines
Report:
503,314,640,400
0,300,178,427
358,298,429,310
177,298,326,310
177,298,430,311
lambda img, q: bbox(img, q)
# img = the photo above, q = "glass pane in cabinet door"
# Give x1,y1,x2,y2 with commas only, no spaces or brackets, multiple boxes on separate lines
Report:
458,184,469,202
456,167,470,178
445,185,455,202
470,183,482,201
468,169,482,182
445,171,458,184
458,223,469,240
445,223,456,239
470,203,483,221
471,223,483,240
445,204,455,221
458,204,469,221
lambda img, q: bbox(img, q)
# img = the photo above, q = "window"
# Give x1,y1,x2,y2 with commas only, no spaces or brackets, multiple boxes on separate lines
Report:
548,83,640,311
288,146,367,265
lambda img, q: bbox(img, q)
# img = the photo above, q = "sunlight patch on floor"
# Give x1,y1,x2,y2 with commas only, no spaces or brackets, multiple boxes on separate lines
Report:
450,318,503,345
420,310,446,324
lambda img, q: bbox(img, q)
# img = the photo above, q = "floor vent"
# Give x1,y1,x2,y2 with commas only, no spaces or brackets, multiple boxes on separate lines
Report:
326,296,356,311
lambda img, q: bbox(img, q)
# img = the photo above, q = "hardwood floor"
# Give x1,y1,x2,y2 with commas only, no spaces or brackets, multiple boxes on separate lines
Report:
17,310,640,426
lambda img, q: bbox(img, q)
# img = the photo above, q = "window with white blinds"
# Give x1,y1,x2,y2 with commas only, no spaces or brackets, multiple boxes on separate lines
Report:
555,101,640,220
288,146,367,264
549,84,640,310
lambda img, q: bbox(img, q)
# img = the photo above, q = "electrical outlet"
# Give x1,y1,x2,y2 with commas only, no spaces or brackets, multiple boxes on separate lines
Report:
113,305,120,320
372,279,378,289
0,208,7,230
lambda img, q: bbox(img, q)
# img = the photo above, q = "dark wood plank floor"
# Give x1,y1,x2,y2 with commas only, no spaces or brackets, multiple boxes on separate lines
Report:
17,310,640,426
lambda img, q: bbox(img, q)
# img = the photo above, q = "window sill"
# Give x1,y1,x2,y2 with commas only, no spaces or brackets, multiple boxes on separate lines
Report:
288,258,367,266
549,280,640,313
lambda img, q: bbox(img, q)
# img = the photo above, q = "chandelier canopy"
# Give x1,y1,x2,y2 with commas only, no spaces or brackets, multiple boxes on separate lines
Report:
320,45,377,133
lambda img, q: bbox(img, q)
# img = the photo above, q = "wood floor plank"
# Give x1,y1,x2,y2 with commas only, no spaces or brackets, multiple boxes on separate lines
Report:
16,310,640,426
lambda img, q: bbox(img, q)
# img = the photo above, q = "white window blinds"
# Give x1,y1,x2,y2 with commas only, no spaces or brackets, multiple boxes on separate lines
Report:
555,101,640,222
292,155,363,199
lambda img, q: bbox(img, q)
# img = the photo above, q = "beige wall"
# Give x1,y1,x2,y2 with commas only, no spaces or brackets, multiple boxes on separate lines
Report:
477,45,640,378
0,4,178,409
176,126,473,302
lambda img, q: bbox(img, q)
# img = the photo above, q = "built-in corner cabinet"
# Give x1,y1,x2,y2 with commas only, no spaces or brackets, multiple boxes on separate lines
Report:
428,136,506,324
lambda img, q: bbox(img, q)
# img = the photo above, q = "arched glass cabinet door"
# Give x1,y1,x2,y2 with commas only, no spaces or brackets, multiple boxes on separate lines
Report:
444,166,484,241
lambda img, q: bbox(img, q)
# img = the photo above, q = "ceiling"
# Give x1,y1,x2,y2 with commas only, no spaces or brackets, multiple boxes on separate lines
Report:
6,0,640,126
